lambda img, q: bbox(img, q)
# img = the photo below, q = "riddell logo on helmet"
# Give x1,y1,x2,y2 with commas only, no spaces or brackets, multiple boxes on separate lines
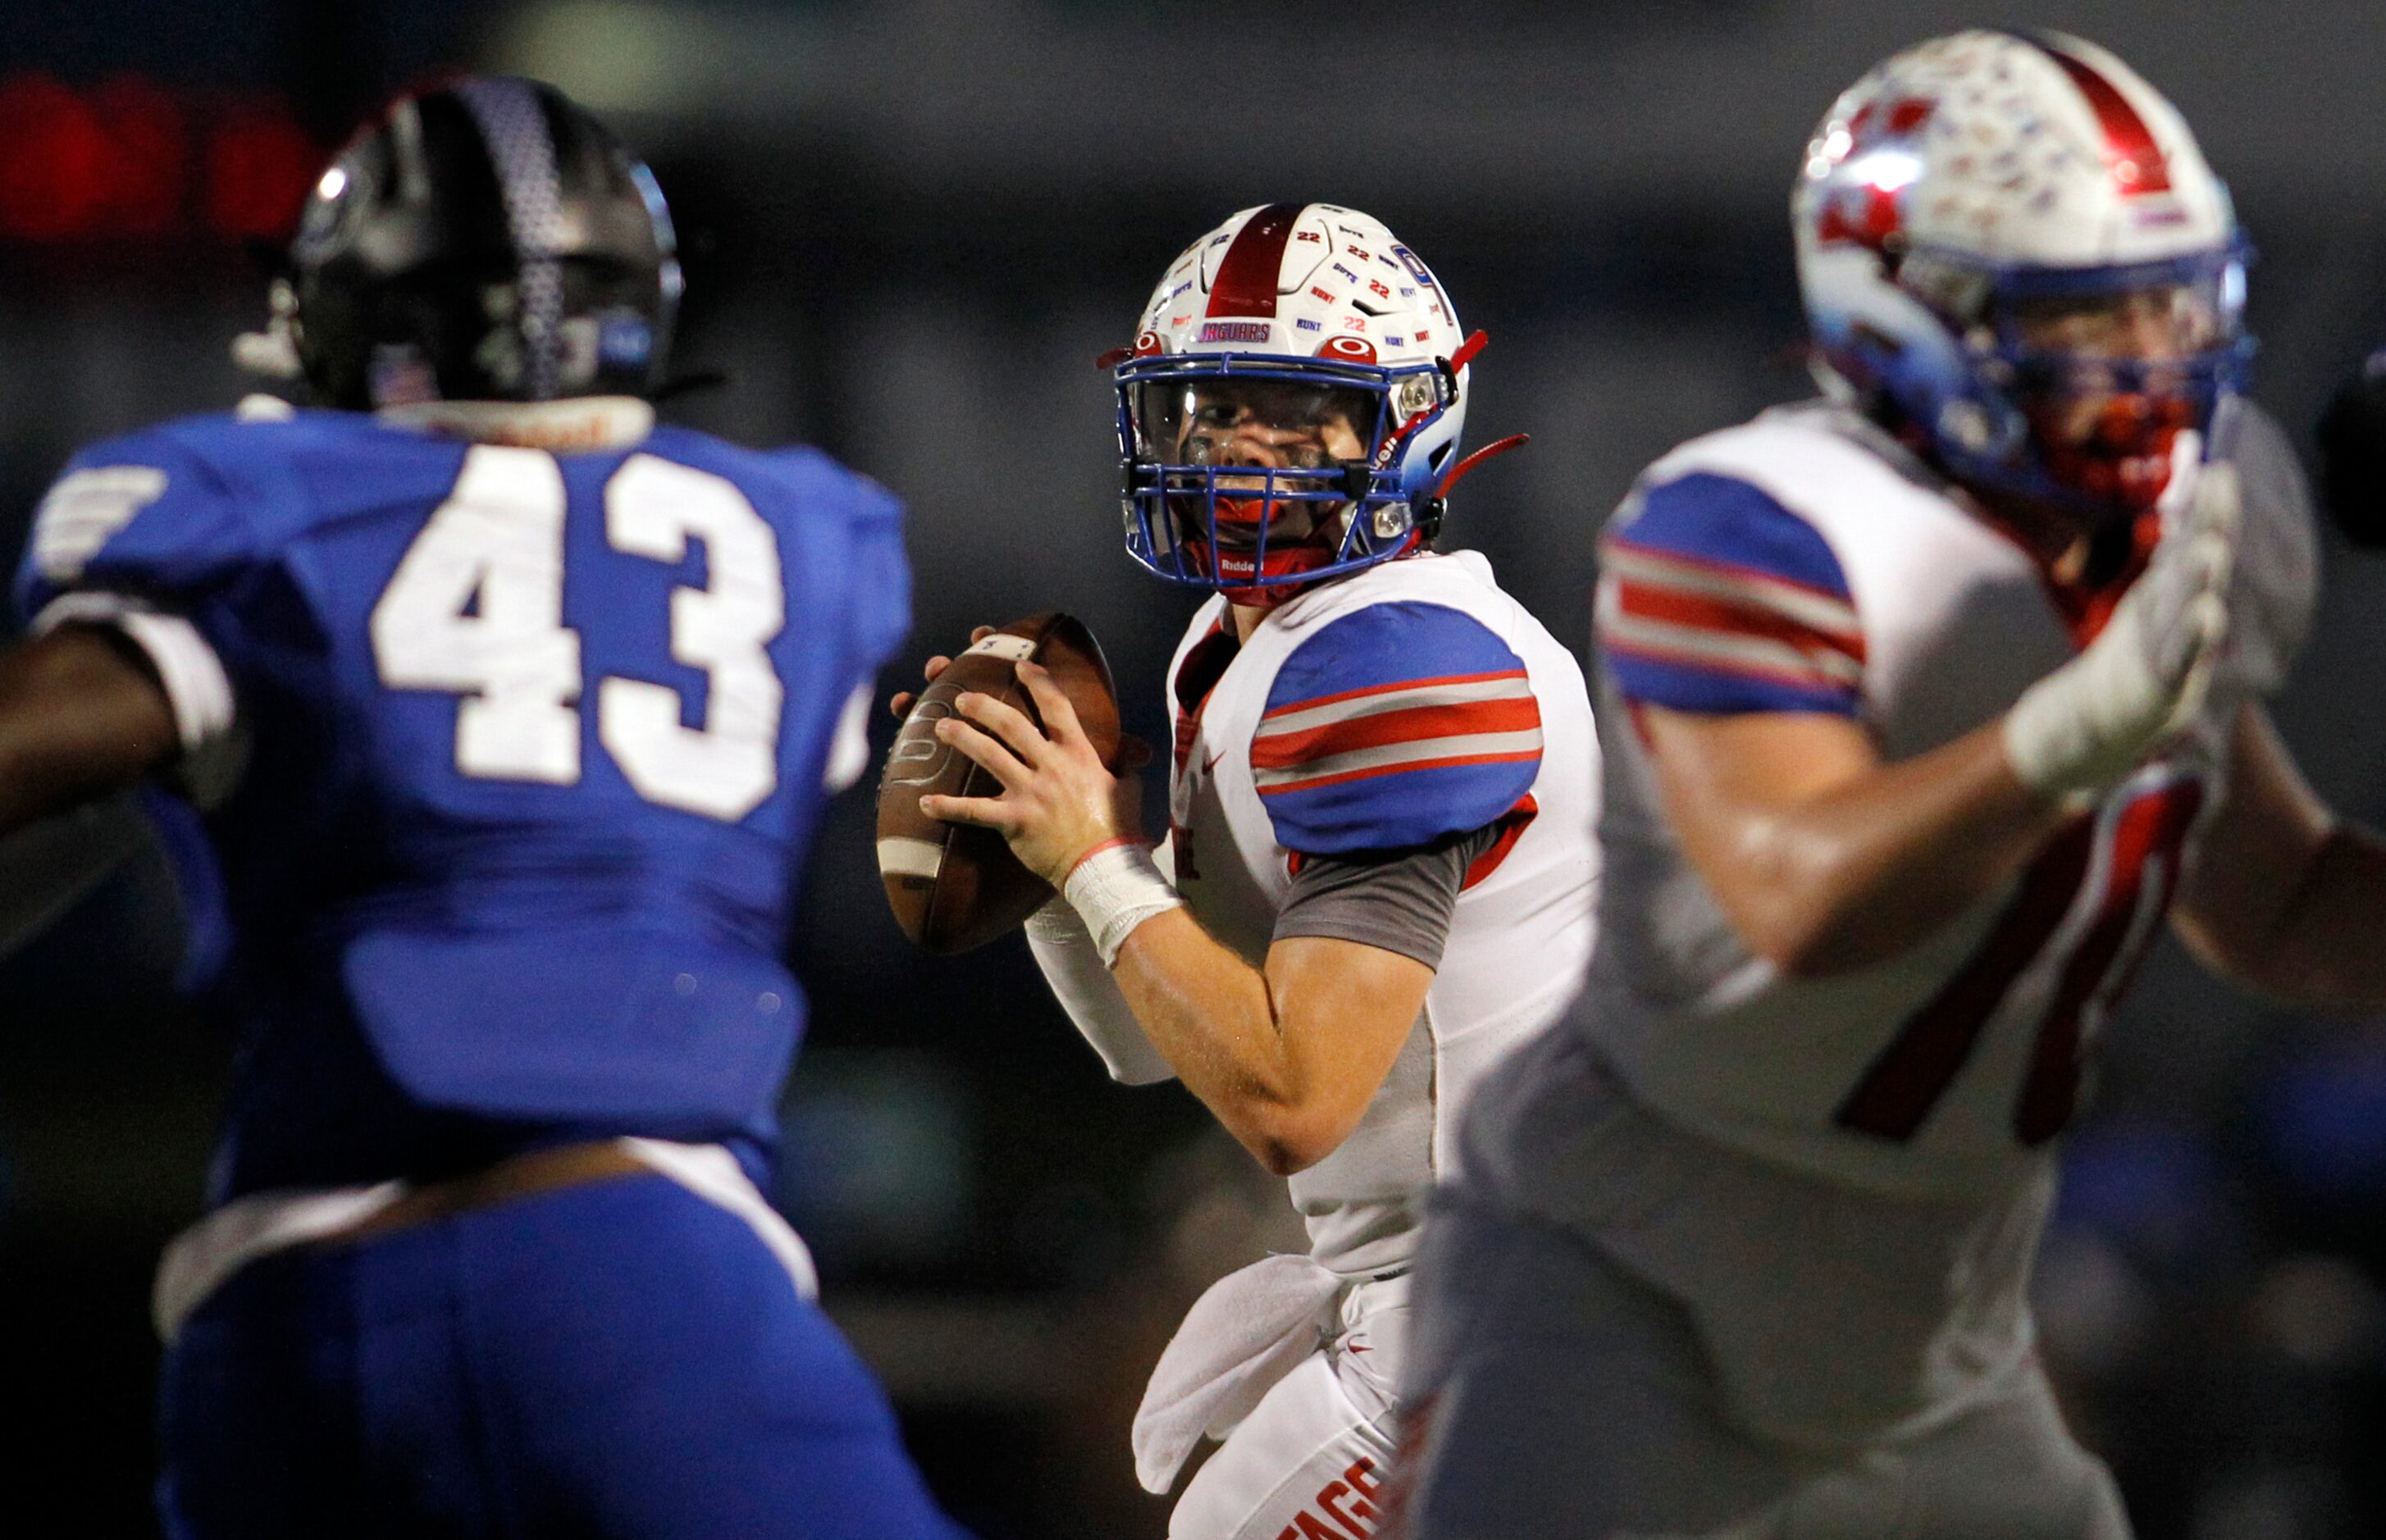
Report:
1198,321,1271,344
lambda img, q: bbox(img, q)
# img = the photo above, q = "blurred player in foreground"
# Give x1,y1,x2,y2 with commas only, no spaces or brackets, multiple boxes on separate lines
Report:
0,79,965,1538
1398,30,2386,1539
901,204,1598,1538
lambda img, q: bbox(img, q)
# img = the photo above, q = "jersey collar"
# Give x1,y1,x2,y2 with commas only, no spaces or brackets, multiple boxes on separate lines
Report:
377,397,655,453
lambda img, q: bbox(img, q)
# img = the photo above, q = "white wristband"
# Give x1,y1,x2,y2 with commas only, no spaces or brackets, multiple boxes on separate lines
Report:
1063,841,1185,967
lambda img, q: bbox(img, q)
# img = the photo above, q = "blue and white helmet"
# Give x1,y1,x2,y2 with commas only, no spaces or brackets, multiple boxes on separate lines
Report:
1112,203,1492,602
1795,31,2250,518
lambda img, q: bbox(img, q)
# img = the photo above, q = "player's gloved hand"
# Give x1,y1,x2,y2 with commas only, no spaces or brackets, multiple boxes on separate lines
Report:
2003,430,2236,800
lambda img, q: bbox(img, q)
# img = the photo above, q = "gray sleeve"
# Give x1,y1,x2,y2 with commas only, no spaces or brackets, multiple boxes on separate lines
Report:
1270,822,1506,972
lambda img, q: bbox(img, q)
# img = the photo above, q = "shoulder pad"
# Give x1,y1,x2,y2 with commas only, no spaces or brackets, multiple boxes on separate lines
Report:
16,421,255,621
1599,471,1864,717
1254,601,1540,854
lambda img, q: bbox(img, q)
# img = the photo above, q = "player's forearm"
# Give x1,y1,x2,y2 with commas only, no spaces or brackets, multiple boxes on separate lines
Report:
0,631,180,835
1667,720,2072,977
1109,909,1340,1174
2186,822,2386,1006
2170,708,2386,1006
1023,901,1178,1084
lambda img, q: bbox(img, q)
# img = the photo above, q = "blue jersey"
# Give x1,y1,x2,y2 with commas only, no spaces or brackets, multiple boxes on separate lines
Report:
17,408,908,1201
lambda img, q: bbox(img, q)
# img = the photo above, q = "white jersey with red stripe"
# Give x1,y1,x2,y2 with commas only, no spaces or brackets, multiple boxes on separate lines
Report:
1549,397,2311,1204
1164,549,1600,1278
1429,397,2312,1451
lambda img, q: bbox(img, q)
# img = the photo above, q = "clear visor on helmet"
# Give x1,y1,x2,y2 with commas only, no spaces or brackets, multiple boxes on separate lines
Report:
1925,245,2254,518
1115,358,1434,594
1987,252,2246,379
1133,377,1376,497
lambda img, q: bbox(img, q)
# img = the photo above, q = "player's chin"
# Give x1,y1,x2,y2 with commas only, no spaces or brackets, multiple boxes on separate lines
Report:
1191,544,1334,608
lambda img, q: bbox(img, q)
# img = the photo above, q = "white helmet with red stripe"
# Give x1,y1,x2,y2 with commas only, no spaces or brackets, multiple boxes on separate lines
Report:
1795,30,2250,519
1111,203,1512,602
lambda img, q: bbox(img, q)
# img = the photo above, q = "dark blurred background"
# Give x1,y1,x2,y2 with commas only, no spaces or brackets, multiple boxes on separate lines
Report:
4,2,2386,1535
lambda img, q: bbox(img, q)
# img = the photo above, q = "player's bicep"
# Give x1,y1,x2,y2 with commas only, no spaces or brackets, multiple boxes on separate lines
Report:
1637,705,1884,818
1262,933,1434,1094
1635,705,1884,927
0,627,180,832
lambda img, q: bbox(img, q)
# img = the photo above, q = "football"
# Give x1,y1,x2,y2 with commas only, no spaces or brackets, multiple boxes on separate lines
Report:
875,613,1122,953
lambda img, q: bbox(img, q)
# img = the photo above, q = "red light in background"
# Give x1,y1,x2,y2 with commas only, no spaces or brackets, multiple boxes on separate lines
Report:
206,102,317,242
0,73,318,247
0,75,113,239
91,77,189,237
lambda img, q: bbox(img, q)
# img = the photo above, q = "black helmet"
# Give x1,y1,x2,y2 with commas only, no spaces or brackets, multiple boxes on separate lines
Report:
285,76,681,410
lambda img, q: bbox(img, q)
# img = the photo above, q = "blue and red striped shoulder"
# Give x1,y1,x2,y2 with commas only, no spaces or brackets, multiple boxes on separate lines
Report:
1597,472,1865,717
1252,602,1542,855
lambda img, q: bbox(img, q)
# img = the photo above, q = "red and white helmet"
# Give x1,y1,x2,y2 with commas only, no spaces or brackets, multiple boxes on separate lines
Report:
1795,30,2250,518
1111,203,1504,601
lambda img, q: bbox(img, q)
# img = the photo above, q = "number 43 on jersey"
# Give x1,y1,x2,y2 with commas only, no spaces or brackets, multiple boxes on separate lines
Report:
371,444,787,823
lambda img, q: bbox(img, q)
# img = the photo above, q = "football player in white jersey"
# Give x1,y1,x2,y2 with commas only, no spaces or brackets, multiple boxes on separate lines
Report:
1394,31,2386,1540
899,204,1599,1539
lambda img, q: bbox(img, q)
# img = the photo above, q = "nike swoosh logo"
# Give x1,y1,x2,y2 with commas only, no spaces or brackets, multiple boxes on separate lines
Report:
1202,749,1228,773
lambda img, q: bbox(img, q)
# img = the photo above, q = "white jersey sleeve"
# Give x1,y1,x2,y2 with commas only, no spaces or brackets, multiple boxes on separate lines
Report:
1577,401,2263,1201
1165,552,1601,1275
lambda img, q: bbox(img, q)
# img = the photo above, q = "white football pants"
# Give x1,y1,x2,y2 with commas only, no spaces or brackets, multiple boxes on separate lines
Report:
1169,1276,1407,1540
1398,1198,2130,1540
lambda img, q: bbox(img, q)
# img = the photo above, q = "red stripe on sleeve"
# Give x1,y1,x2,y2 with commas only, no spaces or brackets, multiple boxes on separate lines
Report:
1250,695,1544,770
1613,581,1868,663
1260,669,1526,720
1256,749,1545,798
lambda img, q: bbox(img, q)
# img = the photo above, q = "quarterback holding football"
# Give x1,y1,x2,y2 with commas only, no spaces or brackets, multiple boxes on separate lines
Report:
908,203,1599,1539
1397,30,2386,1540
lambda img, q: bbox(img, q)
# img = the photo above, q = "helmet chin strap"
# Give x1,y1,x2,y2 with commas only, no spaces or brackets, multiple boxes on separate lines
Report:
1432,433,1530,501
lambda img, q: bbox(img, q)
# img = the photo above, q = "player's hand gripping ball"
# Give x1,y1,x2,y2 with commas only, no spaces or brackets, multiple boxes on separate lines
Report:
875,614,1122,952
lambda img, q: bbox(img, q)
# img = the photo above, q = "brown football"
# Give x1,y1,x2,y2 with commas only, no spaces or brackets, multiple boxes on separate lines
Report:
875,613,1122,953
